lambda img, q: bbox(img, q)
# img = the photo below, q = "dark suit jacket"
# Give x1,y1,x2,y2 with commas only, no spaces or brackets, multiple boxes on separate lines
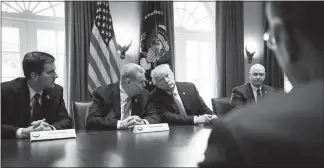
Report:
146,82,214,125
1,77,72,139
230,83,275,108
86,82,158,130
199,79,323,166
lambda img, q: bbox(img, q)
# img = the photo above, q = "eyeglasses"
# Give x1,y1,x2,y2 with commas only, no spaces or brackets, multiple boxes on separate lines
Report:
263,30,277,51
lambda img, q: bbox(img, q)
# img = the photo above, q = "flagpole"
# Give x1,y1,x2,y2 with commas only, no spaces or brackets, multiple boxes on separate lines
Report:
153,2,158,69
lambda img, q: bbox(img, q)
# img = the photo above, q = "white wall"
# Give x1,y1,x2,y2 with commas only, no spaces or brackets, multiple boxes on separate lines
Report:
243,1,264,83
109,2,142,69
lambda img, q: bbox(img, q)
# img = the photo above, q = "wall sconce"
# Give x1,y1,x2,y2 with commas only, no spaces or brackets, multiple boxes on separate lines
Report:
245,41,257,64
117,40,132,59
116,34,132,59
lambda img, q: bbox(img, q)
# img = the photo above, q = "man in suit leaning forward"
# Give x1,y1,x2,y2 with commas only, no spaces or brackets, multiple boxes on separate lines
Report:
145,64,217,125
1,51,72,139
86,63,159,131
230,64,275,108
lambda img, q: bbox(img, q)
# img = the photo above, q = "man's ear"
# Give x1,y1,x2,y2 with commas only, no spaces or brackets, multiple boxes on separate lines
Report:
272,18,294,65
30,72,39,80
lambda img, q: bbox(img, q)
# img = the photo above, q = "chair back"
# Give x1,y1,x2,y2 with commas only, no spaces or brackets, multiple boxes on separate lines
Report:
72,101,91,130
211,97,232,116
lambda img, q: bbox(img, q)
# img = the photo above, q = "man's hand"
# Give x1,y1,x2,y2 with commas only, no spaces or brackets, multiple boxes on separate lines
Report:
119,116,137,129
195,114,212,125
31,118,46,128
33,122,52,132
127,116,146,129
21,125,35,139
207,114,218,120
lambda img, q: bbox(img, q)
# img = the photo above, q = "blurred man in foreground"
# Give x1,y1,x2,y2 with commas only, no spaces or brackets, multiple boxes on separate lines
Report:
200,2,323,166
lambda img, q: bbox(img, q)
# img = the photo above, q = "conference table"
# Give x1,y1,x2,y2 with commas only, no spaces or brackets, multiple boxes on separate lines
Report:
1,125,213,167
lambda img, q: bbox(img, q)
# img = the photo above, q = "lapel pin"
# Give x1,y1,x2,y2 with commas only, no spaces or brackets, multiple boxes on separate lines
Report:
183,92,185,95
46,95,50,99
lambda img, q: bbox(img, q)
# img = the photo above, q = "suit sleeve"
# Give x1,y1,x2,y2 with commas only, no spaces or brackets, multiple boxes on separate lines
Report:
51,87,72,130
86,89,118,130
193,84,214,115
143,101,162,124
230,88,245,108
146,100,195,125
199,120,245,167
1,85,20,139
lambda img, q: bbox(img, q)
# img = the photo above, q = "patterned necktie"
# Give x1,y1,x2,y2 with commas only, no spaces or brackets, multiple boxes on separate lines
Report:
31,93,42,121
172,92,187,116
256,88,262,102
121,97,132,120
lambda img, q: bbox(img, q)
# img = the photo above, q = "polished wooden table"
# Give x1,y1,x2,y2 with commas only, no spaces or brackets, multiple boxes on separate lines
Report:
1,125,213,167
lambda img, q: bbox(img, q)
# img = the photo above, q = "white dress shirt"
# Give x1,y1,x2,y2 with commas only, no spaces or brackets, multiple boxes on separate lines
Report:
250,83,263,102
117,83,149,129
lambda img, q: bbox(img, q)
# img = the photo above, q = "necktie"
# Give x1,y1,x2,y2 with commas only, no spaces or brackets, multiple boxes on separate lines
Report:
172,92,187,117
121,97,132,120
256,88,262,102
31,93,42,122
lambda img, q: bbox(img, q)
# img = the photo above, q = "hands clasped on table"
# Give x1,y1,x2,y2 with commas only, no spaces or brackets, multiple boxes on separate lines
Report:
119,115,146,129
21,118,53,138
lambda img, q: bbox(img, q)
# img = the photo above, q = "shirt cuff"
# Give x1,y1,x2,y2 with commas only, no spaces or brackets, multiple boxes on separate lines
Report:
16,128,24,139
194,116,197,124
117,120,121,129
143,119,150,125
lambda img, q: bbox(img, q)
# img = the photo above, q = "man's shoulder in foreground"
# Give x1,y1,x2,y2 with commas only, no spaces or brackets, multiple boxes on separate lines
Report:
202,79,323,166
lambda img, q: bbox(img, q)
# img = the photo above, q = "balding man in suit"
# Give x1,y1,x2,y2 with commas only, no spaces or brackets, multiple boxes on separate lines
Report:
230,64,275,108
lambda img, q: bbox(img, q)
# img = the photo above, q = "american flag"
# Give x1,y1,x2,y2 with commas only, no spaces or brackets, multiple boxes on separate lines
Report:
88,1,120,93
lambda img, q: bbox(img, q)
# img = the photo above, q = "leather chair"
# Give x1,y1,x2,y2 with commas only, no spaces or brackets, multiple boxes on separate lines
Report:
72,101,91,131
211,97,233,116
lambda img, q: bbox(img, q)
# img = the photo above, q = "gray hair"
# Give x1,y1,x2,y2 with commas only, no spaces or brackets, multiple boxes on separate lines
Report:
249,64,265,74
121,63,145,83
151,64,172,85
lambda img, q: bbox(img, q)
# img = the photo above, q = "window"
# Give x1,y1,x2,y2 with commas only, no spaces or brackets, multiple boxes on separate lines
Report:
173,2,216,109
1,1,66,105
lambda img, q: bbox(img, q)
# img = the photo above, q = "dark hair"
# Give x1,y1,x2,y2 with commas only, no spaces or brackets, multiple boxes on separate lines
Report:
22,51,55,79
270,2,324,55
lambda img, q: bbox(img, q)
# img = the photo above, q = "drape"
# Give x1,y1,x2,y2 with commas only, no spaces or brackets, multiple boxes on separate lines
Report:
215,1,245,97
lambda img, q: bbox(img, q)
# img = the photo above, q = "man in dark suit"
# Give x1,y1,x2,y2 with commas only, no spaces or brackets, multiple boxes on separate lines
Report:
200,2,323,166
230,64,275,108
146,64,217,125
1,51,72,139
86,63,158,131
